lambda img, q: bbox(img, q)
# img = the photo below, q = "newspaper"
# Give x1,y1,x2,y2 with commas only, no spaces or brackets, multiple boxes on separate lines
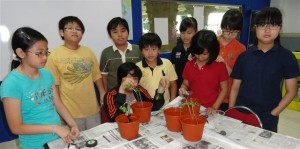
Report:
48,109,300,149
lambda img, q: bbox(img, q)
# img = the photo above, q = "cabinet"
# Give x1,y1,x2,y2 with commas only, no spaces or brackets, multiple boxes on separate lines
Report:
282,52,300,111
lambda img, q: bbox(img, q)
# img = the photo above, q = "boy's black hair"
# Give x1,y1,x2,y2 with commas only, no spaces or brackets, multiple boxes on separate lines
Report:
254,7,282,45
179,17,198,32
11,27,48,70
117,62,142,86
138,32,162,50
190,29,219,65
58,16,85,40
107,17,129,37
221,9,243,31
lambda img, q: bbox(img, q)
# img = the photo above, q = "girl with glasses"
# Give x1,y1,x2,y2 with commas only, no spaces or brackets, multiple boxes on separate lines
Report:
0,27,79,148
217,9,246,111
229,7,300,132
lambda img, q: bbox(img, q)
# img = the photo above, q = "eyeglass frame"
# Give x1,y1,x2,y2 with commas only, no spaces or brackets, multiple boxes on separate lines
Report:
255,24,281,30
64,27,83,32
27,51,51,57
221,30,240,36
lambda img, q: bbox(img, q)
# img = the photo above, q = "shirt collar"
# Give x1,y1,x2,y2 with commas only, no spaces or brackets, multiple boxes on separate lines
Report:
112,42,132,52
141,57,163,68
251,43,280,54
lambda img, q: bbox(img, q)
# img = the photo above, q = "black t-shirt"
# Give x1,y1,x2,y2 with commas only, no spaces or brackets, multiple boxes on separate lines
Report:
170,44,191,88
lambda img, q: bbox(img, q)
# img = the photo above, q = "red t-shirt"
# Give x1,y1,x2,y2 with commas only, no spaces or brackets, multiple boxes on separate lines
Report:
218,36,246,103
182,60,229,107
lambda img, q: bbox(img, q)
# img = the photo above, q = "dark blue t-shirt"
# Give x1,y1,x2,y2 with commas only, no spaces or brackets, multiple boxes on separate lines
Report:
231,44,300,113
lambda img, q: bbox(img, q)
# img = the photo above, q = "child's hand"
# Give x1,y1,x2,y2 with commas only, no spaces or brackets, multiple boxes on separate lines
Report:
216,56,225,62
188,53,194,61
69,126,80,140
119,77,137,93
178,88,187,97
205,107,215,115
55,126,73,144
158,77,169,93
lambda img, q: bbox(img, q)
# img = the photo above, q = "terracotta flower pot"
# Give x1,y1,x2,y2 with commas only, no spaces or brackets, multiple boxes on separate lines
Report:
181,98,201,115
164,107,187,132
180,115,206,142
115,114,140,140
131,101,153,123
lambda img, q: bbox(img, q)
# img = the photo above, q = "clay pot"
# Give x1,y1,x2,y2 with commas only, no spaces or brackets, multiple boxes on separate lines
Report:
164,107,187,132
180,115,206,142
115,114,140,140
181,98,201,115
131,101,153,123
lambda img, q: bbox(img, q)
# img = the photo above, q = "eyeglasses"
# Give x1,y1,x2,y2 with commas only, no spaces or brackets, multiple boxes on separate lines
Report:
64,27,83,32
255,24,281,30
28,51,51,57
222,30,240,36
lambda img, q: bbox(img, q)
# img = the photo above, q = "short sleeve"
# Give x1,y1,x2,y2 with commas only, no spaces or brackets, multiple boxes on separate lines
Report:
100,48,109,74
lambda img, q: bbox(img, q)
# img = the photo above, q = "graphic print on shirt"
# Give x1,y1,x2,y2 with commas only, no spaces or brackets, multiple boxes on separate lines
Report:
63,58,92,84
176,52,181,58
25,85,53,106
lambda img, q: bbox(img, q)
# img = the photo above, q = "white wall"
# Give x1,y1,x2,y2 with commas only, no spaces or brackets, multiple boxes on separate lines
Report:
0,0,122,80
270,0,300,33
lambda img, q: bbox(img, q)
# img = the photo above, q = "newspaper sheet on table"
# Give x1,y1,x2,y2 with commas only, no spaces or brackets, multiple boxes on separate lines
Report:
48,108,300,149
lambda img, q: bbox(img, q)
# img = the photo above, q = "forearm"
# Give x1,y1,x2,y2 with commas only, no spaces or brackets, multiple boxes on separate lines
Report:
272,78,297,116
102,74,108,91
272,87,297,115
169,81,177,101
225,63,232,75
104,92,126,120
271,95,294,116
229,79,241,108
153,89,165,111
95,78,106,104
10,124,56,135
55,101,77,128
212,89,227,110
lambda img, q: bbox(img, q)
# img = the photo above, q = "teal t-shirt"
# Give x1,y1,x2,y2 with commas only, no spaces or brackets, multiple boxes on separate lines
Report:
0,68,61,149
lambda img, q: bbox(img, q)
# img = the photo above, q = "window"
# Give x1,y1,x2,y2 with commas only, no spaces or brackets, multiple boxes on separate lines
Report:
142,0,241,52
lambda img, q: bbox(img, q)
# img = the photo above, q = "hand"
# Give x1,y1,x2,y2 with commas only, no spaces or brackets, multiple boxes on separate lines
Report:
188,53,194,61
69,126,80,140
178,88,187,97
205,107,216,115
158,77,169,93
55,125,73,144
119,77,137,93
216,56,225,62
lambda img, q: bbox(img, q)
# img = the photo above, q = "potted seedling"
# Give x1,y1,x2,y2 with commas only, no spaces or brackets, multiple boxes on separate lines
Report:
179,91,206,142
125,83,153,123
115,103,140,140
180,98,201,116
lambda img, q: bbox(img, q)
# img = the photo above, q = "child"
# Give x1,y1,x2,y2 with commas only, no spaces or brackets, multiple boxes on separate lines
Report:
100,17,142,91
179,29,229,114
45,16,105,131
0,27,79,148
229,7,300,132
103,62,168,122
216,9,246,111
136,32,178,102
171,17,197,89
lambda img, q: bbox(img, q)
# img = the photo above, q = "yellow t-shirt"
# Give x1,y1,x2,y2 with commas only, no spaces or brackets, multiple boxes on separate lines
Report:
45,45,101,118
136,58,178,103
